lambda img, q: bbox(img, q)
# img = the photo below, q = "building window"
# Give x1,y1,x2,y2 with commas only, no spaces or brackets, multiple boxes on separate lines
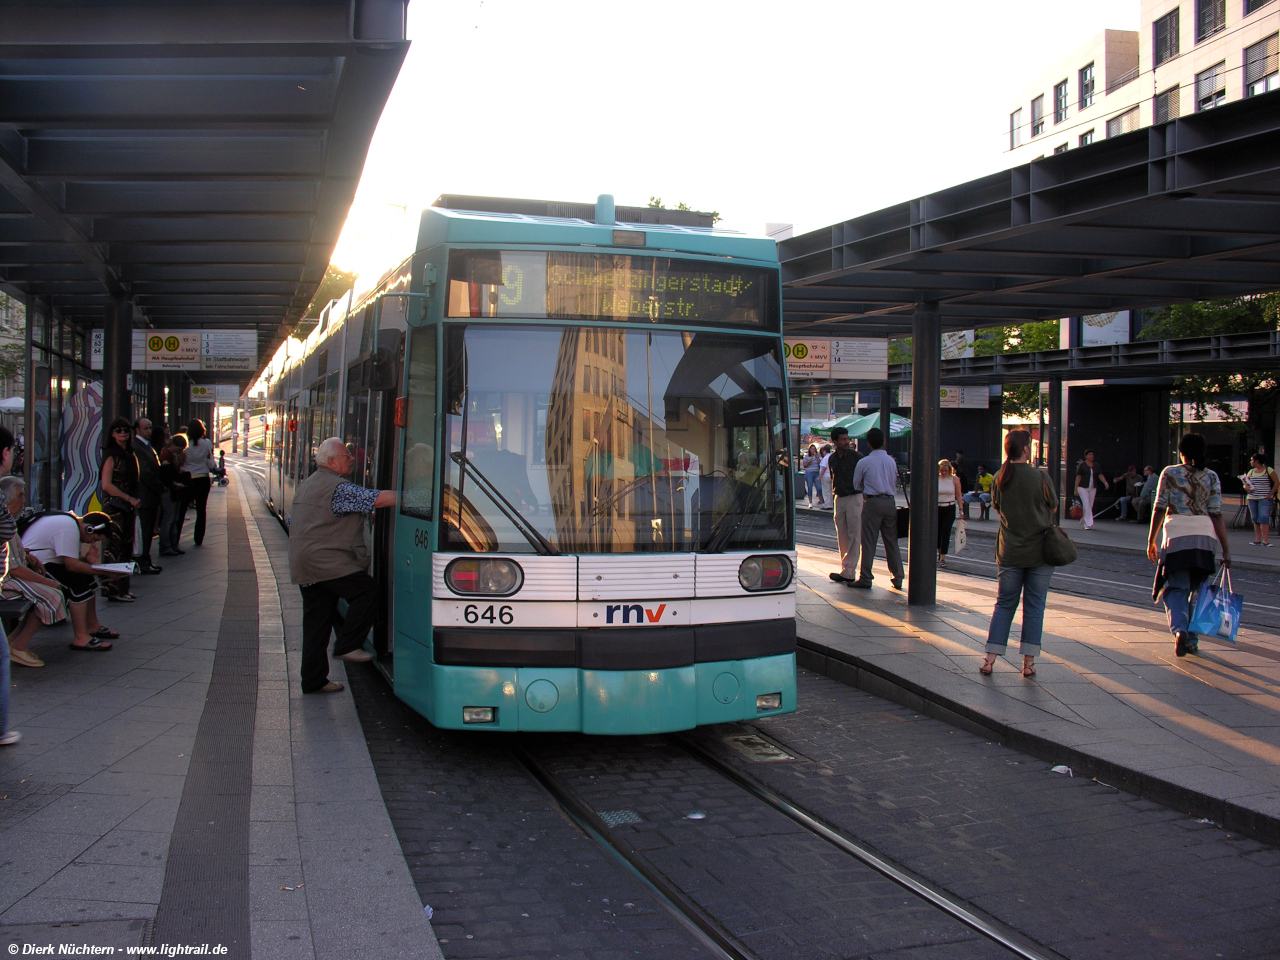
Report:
1079,129,1095,146
1246,0,1274,13
1053,143,1069,154
1245,33,1279,95
1079,63,1096,109
1154,9,1180,66
1196,62,1227,109
1031,94,1045,136
1010,108,1023,149
1106,107,1140,138
1054,80,1069,123
1196,0,1225,41
1155,85,1181,123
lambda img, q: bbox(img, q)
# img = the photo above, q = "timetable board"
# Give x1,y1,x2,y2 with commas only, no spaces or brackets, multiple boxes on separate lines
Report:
91,330,257,371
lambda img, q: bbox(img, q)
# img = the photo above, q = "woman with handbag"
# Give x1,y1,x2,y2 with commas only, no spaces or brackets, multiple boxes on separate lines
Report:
98,417,139,602
937,459,962,568
979,430,1058,679
1147,432,1231,657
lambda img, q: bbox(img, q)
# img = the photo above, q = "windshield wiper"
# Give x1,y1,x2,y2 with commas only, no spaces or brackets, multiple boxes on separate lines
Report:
705,454,780,553
449,452,559,556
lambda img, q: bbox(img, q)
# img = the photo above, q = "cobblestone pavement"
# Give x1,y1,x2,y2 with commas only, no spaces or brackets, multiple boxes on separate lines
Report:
527,738,1008,960
345,665,707,960
684,669,1280,960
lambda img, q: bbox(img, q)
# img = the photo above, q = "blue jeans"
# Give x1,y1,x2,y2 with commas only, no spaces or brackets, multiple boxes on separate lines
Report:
1247,499,1271,526
0,623,9,736
804,469,820,500
986,564,1053,656
1160,568,1199,639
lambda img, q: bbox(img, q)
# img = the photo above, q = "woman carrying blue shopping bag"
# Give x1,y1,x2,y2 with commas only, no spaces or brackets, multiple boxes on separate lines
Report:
1146,433,1232,657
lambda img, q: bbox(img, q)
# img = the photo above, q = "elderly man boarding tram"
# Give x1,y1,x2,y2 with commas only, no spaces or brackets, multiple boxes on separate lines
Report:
288,437,397,695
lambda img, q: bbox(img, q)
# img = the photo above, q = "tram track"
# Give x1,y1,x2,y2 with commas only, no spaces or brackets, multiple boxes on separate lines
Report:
508,730,1061,960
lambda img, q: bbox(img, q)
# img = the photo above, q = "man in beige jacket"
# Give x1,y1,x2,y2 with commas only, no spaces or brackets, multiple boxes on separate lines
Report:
287,437,396,694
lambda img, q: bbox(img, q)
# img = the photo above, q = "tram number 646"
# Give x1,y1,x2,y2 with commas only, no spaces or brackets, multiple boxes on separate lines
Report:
464,604,514,625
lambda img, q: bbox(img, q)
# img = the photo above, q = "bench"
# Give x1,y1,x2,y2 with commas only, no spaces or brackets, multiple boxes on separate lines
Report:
0,598,33,635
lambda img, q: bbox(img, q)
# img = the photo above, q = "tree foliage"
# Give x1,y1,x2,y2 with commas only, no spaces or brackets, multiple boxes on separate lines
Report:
304,265,358,320
1138,294,1280,420
647,197,721,225
0,344,23,382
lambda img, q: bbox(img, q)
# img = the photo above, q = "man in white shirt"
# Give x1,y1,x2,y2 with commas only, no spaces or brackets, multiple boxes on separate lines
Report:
849,428,905,590
22,511,124,651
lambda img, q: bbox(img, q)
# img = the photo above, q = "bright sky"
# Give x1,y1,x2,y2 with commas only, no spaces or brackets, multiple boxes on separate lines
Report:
329,0,1140,290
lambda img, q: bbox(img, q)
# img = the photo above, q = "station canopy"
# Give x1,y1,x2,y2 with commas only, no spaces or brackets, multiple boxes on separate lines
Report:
0,0,409,385
779,92,1280,339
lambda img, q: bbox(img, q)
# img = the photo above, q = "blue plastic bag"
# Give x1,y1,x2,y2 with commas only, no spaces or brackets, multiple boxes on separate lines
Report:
1188,568,1242,643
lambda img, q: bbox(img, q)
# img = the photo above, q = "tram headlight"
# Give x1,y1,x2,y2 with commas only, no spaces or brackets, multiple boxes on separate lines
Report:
445,557,523,597
737,555,792,592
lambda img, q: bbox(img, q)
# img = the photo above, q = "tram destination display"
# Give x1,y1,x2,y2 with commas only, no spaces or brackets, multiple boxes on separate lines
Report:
447,251,776,327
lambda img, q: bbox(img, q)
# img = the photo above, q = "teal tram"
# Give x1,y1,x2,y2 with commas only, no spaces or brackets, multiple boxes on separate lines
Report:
264,195,797,733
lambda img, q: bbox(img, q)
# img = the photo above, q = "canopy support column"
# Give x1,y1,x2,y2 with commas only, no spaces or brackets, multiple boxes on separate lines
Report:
879,384,891,442
908,302,939,607
102,299,132,438
1047,377,1063,517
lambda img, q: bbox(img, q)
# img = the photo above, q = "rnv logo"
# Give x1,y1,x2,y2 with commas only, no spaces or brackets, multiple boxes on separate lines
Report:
604,603,667,624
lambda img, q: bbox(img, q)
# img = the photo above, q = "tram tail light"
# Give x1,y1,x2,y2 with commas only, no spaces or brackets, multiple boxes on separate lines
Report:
757,693,782,712
738,555,792,592
462,707,496,724
445,557,523,597
394,396,408,428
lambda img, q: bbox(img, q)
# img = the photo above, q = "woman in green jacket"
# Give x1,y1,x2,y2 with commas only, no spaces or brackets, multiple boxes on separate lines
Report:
979,429,1056,679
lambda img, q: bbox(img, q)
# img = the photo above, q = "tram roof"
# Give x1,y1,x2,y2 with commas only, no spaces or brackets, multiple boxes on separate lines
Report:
418,201,779,263
779,92,1280,339
0,0,409,386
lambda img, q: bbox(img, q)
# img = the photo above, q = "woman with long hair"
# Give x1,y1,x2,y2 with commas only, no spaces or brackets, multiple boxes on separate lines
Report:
937,459,962,568
0,426,22,743
817,443,834,510
158,433,187,556
1242,453,1278,547
1147,432,1231,657
979,429,1057,679
802,443,823,508
1,476,69,669
182,419,215,547
98,417,139,601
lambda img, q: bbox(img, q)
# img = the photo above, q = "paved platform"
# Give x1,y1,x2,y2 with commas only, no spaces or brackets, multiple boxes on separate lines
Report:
0,470,443,960
795,541,1280,846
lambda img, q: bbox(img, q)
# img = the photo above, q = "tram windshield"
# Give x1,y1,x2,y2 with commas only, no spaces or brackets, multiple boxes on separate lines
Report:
437,324,790,554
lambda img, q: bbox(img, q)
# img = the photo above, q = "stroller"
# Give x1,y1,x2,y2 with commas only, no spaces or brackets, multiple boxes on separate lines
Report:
211,450,229,486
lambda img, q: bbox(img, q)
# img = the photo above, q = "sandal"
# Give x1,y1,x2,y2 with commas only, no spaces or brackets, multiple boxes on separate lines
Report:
91,627,120,640
938,556,947,568
106,594,135,603
979,656,995,676
10,649,43,668
1022,656,1036,678
70,638,113,652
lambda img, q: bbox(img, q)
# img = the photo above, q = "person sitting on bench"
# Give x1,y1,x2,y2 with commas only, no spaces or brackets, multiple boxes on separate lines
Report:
0,478,69,668
21,509,126,651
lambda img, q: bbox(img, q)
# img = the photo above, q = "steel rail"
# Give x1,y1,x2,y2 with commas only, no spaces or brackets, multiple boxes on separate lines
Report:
506,739,758,960
672,734,1062,960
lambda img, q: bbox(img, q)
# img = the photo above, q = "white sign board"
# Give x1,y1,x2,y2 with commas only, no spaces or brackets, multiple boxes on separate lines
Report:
785,338,888,381
90,329,258,372
190,384,241,403
1081,310,1130,347
830,339,888,380
898,384,989,409
784,339,830,377
941,330,975,360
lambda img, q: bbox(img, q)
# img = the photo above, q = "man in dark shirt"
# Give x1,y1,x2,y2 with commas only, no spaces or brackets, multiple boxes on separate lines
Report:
827,426,864,583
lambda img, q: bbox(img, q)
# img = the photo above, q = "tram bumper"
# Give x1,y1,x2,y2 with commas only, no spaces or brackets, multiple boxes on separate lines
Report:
407,620,797,734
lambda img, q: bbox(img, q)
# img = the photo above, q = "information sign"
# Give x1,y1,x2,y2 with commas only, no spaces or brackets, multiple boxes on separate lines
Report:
897,384,989,409
190,384,240,403
90,329,258,372
783,339,830,377
830,339,888,380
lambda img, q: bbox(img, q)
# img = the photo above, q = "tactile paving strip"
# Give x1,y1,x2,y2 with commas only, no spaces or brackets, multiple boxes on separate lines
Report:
151,490,256,959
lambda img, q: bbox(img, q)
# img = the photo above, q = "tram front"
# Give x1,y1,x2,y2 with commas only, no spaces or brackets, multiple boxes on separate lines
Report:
394,247,796,734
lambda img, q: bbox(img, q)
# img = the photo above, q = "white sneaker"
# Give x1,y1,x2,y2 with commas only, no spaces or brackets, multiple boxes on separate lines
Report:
0,731,21,746
337,649,374,663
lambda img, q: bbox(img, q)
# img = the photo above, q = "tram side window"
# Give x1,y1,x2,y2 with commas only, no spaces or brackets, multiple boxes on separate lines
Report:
401,325,437,520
